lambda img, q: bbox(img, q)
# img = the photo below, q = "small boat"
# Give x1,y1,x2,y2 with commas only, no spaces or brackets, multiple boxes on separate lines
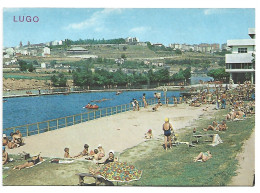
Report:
116,91,122,95
85,105,99,109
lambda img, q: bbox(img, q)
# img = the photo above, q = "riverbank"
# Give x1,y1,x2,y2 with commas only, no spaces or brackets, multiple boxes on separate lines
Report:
6,103,214,158
3,104,255,186
3,83,235,98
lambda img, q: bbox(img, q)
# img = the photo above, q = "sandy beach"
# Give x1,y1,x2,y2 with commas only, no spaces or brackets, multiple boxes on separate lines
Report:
6,103,215,158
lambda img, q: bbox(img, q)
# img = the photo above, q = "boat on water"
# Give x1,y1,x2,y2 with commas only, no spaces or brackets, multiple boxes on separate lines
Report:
85,104,99,109
116,91,122,95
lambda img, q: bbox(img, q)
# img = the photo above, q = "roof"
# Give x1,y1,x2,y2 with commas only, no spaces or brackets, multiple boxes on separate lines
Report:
225,53,253,63
227,39,255,47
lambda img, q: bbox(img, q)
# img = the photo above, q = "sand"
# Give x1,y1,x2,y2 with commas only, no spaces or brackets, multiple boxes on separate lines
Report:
7,104,215,158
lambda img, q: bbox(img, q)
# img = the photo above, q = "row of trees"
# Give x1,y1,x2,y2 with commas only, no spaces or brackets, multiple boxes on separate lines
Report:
18,60,36,72
165,58,211,68
63,38,126,47
67,67,192,88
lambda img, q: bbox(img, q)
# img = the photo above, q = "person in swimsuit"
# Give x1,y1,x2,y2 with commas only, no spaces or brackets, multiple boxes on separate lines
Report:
97,150,116,165
194,151,212,162
64,147,72,158
3,134,8,146
97,144,105,159
74,144,89,158
2,146,9,165
13,154,43,170
143,93,148,108
163,118,174,151
145,129,153,139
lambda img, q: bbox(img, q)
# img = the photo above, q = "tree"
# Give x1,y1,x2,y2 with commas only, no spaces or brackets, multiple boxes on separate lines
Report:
18,60,27,71
27,63,35,72
207,68,229,81
51,73,67,87
175,49,182,55
183,67,191,81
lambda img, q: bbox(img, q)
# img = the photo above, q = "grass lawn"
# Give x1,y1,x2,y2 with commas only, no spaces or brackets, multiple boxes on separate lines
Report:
2,108,254,186
119,109,255,186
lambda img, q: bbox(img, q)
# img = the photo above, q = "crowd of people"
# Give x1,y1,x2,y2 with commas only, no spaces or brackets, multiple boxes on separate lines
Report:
63,144,116,165
3,80,255,176
3,130,24,151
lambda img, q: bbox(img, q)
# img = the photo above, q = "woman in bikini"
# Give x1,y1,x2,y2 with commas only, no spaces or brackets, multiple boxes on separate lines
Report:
163,118,174,151
13,154,43,170
194,151,212,162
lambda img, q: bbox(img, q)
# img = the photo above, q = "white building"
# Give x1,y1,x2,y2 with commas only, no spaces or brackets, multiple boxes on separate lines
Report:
225,28,255,84
58,40,63,45
41,63,46,68
42,47,51,56
6,48,15,56
125,37,139,43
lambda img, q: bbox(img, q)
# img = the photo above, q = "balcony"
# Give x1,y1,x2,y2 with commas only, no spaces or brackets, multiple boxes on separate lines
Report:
225,69,255,73
225,53,253,63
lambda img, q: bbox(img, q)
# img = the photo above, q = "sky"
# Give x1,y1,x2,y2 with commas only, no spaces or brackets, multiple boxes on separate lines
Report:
3,8,255,48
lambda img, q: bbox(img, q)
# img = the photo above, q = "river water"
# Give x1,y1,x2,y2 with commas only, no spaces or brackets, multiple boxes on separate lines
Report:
3,90,181,129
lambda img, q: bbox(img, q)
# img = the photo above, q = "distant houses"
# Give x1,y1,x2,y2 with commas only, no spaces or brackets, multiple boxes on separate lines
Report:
169,43,221,53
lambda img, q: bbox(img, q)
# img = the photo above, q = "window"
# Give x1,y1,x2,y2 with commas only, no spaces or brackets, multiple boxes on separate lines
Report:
238,48,247,53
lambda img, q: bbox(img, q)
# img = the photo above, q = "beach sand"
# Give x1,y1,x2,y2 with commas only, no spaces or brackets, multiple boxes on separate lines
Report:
7,104,216,158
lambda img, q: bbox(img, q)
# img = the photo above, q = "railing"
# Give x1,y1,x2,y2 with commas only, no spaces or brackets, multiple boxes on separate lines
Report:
3,98,160,137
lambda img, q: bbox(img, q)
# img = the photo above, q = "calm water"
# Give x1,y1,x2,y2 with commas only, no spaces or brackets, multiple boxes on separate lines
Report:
3,90,181,129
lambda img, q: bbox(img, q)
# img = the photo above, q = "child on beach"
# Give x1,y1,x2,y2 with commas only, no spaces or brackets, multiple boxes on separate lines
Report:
64,147,72,158
145,129,153,139
74,144,89,158
97,145,105,159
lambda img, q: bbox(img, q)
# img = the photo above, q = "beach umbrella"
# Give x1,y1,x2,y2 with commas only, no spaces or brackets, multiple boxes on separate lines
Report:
96,162,142,183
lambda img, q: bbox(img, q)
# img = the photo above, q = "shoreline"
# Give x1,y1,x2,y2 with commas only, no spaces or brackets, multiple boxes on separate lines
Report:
3,83,235,98
6,103,216,158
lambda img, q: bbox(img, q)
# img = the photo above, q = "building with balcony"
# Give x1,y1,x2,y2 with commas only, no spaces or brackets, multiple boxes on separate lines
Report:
225,28,255,84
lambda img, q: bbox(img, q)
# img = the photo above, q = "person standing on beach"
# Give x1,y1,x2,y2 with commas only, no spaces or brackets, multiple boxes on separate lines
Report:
143,93,148,108
132,99,136,111
221,91,227,109
163,118,174,151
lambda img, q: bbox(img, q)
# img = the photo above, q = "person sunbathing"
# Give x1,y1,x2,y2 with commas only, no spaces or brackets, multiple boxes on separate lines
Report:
7,139,17,149
13,154,43,170
203,121,219,131
3,134,8,146
97,150,117,165
194,151,212,162
97,145,105,159
145,129,153,139
2,146,9,165
10,132,22,147
218,120,228,131
64,147,72,158
74,144,89,158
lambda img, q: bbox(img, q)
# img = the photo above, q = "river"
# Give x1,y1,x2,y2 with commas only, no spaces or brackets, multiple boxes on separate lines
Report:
3,90,181,129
